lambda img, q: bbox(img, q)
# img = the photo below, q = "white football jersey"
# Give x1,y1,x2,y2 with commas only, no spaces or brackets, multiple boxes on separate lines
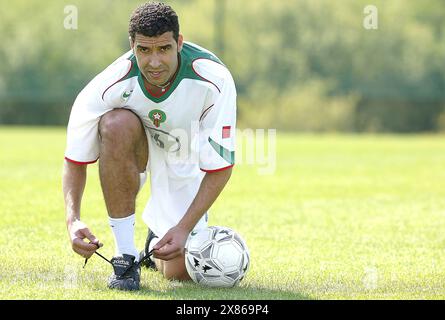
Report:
65,42,237,237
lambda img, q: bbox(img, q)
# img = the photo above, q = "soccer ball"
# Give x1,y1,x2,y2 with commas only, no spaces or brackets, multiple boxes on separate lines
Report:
184,226,250,287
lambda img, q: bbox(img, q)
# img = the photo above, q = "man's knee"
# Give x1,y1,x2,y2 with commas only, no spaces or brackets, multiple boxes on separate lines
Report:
99,109,143,142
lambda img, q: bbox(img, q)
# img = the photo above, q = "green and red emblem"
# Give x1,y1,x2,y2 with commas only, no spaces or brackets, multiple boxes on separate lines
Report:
148,109,166,128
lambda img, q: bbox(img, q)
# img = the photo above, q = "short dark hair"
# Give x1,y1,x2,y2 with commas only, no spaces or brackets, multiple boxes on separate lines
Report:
129,2,179,43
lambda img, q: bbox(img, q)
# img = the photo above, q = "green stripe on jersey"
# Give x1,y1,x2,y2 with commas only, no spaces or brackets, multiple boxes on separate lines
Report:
208,137,235,165
124,54,139,80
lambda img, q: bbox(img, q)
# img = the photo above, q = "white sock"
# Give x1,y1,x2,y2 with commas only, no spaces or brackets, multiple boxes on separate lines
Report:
109,214,139,262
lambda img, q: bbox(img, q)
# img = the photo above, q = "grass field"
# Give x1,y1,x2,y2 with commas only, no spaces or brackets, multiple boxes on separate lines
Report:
1,126,445,300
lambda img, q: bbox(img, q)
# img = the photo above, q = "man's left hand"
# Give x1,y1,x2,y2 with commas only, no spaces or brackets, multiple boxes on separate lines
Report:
153,225,189,261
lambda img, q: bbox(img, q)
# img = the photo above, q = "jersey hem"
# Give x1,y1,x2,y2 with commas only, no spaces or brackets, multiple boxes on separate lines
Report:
65,157,98,165
200,164,234,173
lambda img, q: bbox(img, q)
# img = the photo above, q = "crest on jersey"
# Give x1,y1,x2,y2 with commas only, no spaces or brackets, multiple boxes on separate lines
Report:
148,109,166,128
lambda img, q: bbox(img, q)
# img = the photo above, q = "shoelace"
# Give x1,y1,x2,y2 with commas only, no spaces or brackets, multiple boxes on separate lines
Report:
83,243,154,277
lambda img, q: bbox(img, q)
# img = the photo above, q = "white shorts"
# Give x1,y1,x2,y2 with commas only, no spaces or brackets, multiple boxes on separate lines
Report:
139,129,208,238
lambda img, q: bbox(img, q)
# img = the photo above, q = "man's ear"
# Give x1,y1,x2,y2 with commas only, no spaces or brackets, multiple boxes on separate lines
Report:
177,34,184,52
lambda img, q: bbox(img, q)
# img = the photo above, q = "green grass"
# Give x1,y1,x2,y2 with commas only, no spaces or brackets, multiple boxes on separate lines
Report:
1,126,445,299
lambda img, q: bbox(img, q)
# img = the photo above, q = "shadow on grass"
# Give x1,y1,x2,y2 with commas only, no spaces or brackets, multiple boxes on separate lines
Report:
132,276,312,300
82,266,313,300
4,263,311,300
138,285,312,300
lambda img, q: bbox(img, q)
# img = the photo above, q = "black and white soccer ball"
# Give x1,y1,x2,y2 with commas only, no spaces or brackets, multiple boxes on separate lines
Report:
184,226,250,287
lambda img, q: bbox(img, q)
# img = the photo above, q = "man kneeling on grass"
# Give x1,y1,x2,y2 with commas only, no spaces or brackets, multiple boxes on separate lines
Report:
62,2,237,290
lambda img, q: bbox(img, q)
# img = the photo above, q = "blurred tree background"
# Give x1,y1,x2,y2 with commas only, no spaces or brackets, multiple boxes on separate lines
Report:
0,0,444,132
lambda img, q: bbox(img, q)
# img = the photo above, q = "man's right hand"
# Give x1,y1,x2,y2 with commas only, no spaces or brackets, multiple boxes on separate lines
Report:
68,220,103,259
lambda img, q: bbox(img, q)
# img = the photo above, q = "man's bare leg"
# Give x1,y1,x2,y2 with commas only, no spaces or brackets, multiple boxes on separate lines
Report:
145,233,191,280
98,109,148,263
99,110,188,281
155,255,191,281
98,109,148,218
98,109,148,290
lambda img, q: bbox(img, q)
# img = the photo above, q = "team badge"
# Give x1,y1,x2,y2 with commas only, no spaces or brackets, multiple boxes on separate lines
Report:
149,109,166,128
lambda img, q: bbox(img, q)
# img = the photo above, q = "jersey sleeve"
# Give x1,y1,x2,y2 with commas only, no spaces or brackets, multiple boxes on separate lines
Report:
199,70,237,172
65,54,133,164
64,77,107,164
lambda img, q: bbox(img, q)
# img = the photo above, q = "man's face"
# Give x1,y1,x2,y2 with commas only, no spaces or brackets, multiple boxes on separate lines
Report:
131,32,183,86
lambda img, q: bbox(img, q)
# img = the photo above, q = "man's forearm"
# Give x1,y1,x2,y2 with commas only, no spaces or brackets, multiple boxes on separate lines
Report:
63,160,87,226
177,168,233,232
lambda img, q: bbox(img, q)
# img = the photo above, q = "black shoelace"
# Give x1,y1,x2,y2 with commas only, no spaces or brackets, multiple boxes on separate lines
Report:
83,244,154,277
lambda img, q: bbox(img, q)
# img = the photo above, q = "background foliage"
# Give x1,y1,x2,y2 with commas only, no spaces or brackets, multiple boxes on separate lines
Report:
0,0,444,132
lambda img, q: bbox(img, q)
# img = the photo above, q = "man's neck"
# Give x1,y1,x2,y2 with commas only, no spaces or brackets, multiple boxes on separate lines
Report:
144,78,172,96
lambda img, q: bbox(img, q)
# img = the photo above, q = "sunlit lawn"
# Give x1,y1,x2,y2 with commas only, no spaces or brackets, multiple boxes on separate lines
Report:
1,126,444,299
